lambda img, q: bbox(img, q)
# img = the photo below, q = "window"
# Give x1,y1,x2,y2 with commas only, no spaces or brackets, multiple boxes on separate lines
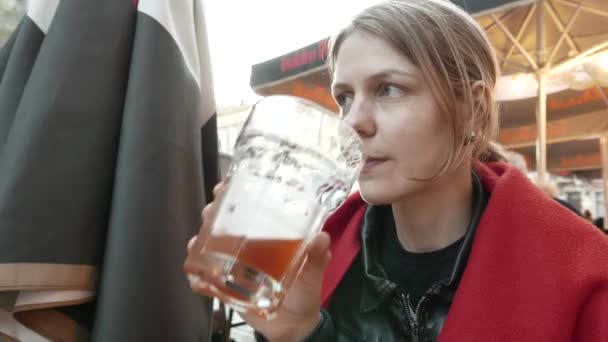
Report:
566,191,582,212
596,191,605,218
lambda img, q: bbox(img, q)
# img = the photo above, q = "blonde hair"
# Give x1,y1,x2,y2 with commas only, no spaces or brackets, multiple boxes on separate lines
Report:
328,0,503,173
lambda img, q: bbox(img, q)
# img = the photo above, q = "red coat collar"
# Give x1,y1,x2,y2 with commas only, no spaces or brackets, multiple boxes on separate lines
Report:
321,162,608,340
320,190,366,307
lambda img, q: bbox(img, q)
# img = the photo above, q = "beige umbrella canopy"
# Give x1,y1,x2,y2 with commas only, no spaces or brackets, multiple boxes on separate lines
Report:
476,0,608,181
480,0,608,219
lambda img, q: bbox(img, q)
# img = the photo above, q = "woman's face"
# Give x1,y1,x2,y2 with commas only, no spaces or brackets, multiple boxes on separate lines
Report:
332,31,454,205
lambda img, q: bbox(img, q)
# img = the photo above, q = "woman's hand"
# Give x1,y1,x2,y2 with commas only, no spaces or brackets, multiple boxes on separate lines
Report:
184,183,331,341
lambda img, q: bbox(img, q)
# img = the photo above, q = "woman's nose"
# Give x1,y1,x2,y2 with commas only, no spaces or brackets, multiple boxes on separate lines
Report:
343,99,375,138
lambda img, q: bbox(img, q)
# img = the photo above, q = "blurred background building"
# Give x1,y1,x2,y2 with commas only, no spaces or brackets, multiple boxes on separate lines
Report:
217,104,250,155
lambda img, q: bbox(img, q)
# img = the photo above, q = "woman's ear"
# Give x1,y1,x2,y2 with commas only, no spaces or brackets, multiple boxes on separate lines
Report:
471,81,489,113
470,80,490,131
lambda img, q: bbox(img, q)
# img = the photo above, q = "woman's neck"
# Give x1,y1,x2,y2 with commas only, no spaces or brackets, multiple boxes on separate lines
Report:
391,165,473,253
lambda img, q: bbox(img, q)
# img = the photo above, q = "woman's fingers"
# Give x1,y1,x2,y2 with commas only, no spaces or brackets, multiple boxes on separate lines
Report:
213,182,227,198
187,182,232,275
304,232,331,270
197,182,228,241
303,233,332,291
201,202,215,221
187,236,197,251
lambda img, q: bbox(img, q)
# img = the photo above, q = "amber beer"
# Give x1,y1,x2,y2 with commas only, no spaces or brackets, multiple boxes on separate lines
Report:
188,234,305,310
203,234,303,281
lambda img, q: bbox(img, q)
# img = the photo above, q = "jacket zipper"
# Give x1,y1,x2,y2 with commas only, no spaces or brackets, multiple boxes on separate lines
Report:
398,291,420,342
400,285,446,342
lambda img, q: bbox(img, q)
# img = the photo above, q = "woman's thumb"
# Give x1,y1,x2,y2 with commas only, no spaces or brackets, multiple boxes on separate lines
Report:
303,232,331,273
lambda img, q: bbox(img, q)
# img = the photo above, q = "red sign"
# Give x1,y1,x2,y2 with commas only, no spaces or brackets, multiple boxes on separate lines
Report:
280,39,329,73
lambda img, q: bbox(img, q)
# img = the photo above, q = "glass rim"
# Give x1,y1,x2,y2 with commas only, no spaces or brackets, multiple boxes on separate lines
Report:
251,94,363,151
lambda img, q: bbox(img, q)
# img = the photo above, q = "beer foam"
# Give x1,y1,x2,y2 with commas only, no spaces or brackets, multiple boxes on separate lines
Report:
212,173,318,239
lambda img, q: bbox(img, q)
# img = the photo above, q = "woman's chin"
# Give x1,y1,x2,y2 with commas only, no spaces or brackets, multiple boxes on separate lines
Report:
358,183,397,205
358,179,421,205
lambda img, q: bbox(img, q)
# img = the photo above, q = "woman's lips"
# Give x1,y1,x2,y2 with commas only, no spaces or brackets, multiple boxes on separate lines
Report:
361,157,388,172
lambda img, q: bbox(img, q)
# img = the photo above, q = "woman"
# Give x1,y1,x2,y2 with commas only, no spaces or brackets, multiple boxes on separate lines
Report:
189,0,608,340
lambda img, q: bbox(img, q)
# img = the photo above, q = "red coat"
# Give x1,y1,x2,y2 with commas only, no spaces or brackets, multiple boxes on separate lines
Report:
321,162,608,341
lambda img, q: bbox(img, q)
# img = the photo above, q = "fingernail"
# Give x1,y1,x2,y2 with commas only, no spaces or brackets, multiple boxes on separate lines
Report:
187,274,201,286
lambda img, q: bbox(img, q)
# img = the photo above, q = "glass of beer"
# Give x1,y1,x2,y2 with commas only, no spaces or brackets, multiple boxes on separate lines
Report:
185,95,363,319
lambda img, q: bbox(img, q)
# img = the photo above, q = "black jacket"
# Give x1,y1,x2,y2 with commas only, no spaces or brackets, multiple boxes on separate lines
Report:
255,173,488,342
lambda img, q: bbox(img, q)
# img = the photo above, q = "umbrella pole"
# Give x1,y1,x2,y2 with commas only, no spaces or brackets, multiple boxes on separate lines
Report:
535,72,548,182
601,136,608,225
535,2,548,182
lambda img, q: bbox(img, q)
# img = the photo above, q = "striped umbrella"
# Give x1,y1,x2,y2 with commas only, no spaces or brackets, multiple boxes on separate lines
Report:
0,0,218,340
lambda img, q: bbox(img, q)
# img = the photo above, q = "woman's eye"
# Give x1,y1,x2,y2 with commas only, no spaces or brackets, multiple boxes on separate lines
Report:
334,93,353,117
335,93,353,109
378,84,404,98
